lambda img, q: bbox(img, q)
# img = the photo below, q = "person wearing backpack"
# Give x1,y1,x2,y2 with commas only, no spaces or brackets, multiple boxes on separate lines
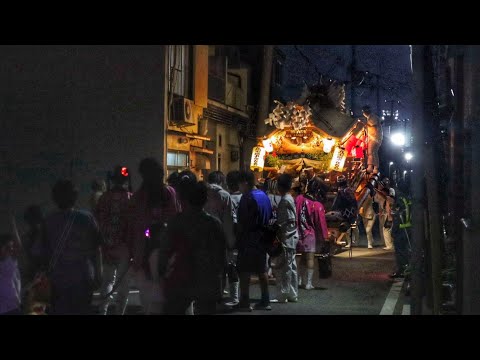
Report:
95,166,132,315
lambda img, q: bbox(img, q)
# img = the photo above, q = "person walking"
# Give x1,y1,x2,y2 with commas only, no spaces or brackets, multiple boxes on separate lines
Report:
0,216,23,315
271,174,299,303
295,177,329,290
224,170,242,306
359,194,377,249
95,166,133,315
374,177,395,250
163,179,226,315
332,175,359,249
44,180,103,315
128,158,179,314
234,170,273,311
204,171,235,300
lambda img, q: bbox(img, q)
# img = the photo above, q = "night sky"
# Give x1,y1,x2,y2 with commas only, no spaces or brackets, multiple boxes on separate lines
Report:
279,45,413,119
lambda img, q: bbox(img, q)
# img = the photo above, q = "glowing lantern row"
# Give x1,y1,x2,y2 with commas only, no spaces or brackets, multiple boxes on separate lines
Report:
328,147,348,172
250,146,266,171
323,138,335,153
262,137,274,153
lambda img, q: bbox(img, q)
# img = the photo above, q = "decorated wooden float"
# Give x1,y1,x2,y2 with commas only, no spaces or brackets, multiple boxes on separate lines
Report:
251,81,381,250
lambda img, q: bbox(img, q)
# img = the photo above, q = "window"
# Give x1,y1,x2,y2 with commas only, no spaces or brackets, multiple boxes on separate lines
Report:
167,151,189,169
228,73,241,89
217,153,222,171
168,45,193,98
226,72,245,110
208,55,227,103
218,134,222,147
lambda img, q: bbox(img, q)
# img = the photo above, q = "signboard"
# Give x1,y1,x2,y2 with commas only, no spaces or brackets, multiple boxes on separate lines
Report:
250,146,266,171
328,147,347,172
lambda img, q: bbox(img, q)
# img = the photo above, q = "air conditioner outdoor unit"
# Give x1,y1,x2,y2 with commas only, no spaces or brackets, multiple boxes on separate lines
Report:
171,97,195,127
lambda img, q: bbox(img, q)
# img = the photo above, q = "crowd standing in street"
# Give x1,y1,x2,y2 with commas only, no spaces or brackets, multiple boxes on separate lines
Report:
1,152,408,315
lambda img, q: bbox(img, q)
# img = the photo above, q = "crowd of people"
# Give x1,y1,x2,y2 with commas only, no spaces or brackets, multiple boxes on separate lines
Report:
0,155,412,315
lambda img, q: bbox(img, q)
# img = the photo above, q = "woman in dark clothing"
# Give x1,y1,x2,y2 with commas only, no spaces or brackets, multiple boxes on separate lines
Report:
163,179,226,315
44,180,103,315
128,158,179,314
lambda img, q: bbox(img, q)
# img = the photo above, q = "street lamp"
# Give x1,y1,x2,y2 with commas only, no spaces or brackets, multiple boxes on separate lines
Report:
389,162,394,178
405,152,413,161
391,132,406,146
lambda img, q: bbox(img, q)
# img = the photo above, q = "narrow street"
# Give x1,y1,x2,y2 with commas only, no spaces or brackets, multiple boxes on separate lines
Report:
94,243,409,315
227,247,407,315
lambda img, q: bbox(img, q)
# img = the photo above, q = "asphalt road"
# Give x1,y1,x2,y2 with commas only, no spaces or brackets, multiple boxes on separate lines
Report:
223,246,405,315
94,242,409,316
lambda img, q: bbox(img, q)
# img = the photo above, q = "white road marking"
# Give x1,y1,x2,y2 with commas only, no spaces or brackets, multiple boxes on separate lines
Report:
380,279,404,315
402,304,410,315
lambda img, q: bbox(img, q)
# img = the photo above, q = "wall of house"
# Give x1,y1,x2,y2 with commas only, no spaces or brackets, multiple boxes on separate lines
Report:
166,45,209,181
0,45,167,232
213,122,240,174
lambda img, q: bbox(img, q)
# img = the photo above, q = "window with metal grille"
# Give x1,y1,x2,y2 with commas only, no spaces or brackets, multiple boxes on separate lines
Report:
168,45,193,98
167,151,189,168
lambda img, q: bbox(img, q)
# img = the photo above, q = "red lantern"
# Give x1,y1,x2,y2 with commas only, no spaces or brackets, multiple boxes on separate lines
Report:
121,167,129,177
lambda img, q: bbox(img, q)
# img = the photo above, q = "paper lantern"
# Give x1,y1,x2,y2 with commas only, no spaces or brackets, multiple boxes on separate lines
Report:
329,147,348,172
323,138,335,153
262,138,274,153
250,146,266,171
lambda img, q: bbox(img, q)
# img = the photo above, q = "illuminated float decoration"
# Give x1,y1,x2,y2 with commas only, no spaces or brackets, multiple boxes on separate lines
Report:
328,146,348,172
322,138,335,153
260,80,364,177
260,80,374,196
262,137,274,153
257,79,381,251
250,146,266,171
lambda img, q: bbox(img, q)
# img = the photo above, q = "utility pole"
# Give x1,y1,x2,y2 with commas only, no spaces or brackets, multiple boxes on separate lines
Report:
423,45,444,315
411,45,427,315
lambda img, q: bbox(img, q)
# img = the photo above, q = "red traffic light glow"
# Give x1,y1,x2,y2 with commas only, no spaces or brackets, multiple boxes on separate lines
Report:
121,167,129,177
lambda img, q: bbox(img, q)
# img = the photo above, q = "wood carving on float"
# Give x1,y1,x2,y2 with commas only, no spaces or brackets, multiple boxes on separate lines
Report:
262,79,361,177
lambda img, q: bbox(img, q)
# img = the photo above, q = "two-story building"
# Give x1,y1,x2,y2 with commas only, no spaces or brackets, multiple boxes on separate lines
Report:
166,45,277,179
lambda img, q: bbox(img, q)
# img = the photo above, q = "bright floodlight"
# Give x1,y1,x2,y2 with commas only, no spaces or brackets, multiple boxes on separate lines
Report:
391,133,406,146
405,152,413,161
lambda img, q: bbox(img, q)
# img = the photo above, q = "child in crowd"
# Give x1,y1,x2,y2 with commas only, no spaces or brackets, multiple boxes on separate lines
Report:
0,216,22,315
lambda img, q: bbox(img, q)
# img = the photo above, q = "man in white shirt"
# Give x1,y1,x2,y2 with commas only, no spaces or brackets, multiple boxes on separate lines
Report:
374,178,395,250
